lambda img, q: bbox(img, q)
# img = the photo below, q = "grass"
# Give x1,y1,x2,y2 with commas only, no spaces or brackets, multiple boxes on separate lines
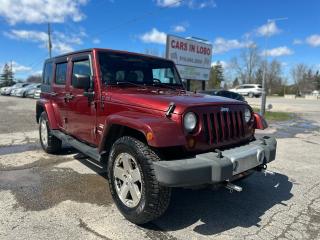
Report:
253,108,294,122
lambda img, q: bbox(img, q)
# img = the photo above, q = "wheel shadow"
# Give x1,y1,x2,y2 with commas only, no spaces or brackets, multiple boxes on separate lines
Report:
149,172,293,235
67,150,293,236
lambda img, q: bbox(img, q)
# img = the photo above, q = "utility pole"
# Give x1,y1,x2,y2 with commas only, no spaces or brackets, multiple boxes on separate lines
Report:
260,17,288,116
47,23,52,58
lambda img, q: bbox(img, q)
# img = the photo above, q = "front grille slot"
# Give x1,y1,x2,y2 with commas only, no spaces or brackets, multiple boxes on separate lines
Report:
203,109,246,145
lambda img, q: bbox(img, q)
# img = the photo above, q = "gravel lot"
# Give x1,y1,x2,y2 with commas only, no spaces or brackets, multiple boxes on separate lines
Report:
0,96,319,240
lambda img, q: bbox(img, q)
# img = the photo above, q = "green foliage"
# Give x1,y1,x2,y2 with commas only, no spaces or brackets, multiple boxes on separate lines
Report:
0,63,14,87
253,108,293,121
232,77,239,87
209,61,224,88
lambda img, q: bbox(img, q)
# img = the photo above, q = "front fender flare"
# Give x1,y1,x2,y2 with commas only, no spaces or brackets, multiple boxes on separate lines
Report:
98,112,186,151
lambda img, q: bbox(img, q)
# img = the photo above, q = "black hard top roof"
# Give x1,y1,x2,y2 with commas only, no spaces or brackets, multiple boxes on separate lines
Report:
45,48,171,63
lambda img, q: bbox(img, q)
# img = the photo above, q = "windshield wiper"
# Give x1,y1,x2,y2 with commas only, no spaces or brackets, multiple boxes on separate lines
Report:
114,81,144,88
151,82,182,91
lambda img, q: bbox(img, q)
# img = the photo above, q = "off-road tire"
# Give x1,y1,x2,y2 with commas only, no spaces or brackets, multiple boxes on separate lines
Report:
39,112,62,154
108,136,171,225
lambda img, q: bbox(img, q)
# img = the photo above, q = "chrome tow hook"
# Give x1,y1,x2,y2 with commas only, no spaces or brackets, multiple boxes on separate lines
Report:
259,164,275,176
225,182,243,193
261,169,275,176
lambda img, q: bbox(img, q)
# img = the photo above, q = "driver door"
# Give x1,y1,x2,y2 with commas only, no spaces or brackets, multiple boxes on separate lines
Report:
66,54,97,145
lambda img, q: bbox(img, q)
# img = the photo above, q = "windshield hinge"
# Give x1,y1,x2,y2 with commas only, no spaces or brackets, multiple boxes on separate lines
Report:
165,102,176,118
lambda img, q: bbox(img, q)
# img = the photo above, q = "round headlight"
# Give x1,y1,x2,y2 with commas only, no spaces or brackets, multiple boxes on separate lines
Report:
184,112,197,132
244,108,252,123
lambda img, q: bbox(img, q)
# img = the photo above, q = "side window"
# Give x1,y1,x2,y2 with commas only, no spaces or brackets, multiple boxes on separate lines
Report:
43,62,53,85
116,71,125,82
152,68,174,83
55,63,67,85
72,59,92,87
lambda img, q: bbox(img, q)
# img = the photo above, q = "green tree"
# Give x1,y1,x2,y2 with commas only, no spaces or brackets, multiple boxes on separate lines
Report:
314,71,320,90
0,63,14,87
209,61,224,88
232,77,239,87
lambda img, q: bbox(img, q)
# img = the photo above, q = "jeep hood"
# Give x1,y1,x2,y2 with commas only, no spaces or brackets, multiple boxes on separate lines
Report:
108,87,245,114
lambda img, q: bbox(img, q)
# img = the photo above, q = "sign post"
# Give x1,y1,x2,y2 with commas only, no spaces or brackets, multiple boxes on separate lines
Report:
165,35,212,90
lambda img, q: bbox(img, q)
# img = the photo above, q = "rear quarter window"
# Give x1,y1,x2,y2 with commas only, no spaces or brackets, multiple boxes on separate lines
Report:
55,62,68,85
43,62,53,85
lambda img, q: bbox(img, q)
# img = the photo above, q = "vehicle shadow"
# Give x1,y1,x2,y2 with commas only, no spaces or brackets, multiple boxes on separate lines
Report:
70,152,293,236
148,172,293,235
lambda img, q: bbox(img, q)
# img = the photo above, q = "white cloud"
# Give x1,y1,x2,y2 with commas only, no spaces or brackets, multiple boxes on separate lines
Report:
0,0,88,25
11,61,32,73
0,61,32,74
261,46,293,57
293,39,303,45
212,37,253,54
306,34,320,47
156,0,181,7
140,28,167,45
92,38,101,44
257,21,281,37
173,25,186,33
156,0,215,9
211,61,228,68
4,30,48,42
4,29,84,54
187,0,216,9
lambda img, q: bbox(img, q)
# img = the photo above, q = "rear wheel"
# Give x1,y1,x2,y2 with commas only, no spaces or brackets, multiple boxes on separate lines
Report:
248,92,254,98
39,112,62,154
108,136,171,225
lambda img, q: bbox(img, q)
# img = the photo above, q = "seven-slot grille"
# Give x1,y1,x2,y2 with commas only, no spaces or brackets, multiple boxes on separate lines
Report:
202,109,245,145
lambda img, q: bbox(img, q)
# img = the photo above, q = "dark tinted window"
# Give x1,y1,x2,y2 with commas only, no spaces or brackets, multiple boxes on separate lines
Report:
72,59,91,87
98,52,182,86
55,63,67,85
43,62,53,85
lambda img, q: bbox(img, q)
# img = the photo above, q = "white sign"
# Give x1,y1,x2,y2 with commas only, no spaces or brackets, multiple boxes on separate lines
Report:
166,35,212,81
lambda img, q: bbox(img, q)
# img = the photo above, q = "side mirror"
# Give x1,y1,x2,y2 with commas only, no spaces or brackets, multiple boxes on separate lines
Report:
73,74,91,91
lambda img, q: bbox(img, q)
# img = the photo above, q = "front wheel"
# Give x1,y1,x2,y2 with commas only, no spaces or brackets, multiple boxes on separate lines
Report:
39,112,62,154
108,136,171,225
248,92,254,98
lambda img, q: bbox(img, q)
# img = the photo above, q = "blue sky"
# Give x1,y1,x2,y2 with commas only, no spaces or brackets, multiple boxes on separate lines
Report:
0,0,320,83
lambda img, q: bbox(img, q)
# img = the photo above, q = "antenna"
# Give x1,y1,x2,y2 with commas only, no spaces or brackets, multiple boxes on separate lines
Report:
47,23,52,58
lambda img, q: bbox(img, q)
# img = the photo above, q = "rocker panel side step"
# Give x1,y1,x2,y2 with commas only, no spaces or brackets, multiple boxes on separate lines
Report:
51,130,101,161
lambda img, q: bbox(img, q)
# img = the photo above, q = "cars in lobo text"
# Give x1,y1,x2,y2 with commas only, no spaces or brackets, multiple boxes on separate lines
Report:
229,84,262,98
36,48,277,224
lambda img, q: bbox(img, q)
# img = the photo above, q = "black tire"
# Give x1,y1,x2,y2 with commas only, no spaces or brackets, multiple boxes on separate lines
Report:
248,92,254,98
39,112,62,154
108,136,171,225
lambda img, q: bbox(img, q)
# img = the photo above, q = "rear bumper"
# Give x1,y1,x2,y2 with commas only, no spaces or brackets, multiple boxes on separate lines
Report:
153,136,277,187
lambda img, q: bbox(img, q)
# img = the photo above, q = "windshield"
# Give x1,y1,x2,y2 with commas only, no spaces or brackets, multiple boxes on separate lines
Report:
98,52,182,87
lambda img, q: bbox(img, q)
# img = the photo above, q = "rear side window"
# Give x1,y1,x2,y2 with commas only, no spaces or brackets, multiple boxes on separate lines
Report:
72,59,92,87
43,62,53,85
55,62,67,85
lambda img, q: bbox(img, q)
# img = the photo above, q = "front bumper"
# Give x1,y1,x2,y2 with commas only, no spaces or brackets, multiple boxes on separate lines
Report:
153,136,277,187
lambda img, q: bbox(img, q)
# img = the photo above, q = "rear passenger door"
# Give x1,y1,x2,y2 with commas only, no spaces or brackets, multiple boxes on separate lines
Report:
51,58,69,131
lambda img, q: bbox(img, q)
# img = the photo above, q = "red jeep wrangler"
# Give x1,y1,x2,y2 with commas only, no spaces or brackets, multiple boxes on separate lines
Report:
36,48,276,224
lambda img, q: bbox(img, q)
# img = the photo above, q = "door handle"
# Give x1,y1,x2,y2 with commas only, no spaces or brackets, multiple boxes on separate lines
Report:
49,92,57,96
64,93,74,102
